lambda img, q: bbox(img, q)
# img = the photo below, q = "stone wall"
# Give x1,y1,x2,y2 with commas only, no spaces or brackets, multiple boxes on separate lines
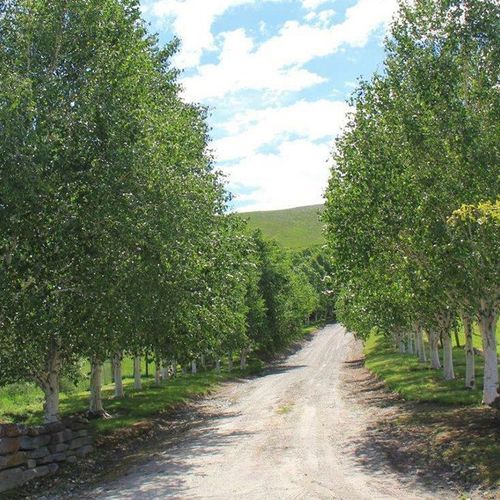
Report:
0,417,93,493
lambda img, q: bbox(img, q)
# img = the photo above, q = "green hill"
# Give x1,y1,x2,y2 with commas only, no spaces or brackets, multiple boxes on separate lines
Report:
242,204,325,250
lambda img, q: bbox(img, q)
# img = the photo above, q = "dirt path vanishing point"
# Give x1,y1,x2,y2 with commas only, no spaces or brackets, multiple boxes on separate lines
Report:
77,324,453,500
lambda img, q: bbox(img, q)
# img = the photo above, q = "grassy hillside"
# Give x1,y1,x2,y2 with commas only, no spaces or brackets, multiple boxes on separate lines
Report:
243,204,325,250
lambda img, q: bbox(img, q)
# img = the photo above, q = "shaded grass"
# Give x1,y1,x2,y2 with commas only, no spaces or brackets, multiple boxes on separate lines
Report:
394,406,500,487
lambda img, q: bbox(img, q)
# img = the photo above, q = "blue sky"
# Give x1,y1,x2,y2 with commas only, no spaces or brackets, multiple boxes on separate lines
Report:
140,0,399,211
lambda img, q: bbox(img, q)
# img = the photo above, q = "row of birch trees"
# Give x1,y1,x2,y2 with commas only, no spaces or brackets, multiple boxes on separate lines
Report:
324,0,499,407
0,0,321,422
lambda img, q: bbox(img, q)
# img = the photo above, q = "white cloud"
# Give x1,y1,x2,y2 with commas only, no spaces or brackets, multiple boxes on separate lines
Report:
149,0,257,67
215,99,350,211
226,140,332,212
181,26,326,101
302,0,330,9
182,0,398,100
214,99,350,162
144,0,399,211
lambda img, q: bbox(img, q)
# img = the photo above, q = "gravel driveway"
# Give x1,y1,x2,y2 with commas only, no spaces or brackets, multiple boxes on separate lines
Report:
81,324,446,499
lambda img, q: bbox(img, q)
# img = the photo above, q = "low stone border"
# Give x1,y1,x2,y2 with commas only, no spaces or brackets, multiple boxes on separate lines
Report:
0,417,93,493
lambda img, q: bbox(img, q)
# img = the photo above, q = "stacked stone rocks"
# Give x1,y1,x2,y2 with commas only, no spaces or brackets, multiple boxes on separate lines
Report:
0,417,93,493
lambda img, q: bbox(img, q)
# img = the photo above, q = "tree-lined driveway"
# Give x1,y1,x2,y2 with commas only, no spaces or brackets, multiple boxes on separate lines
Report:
84,325,442,499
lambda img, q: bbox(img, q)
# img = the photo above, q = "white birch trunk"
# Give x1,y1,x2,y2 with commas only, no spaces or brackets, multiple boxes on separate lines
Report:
407,333,414,355
215,359,221,373
170,360,177,377
416,328,426,363
154,353,161,385
442,331,455,380
161,364,168,382
240,348,247,370
39,341,61,423
133,356,142,390
228,353,233,372
398,333,406,354
478,301,499,407
427,331,441,369
89,357,104,415
191,360,197,374
112,352,125,398
462,316,476,390
200,354,206,369
437,312,455,380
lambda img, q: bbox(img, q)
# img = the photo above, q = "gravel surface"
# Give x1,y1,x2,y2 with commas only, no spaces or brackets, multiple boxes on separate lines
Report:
76,324,451,499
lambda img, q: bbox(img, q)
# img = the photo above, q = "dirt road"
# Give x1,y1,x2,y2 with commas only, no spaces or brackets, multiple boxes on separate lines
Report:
84,325,445,499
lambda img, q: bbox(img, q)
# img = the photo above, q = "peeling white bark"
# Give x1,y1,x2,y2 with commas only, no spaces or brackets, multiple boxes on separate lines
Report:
437,313,455,380
39,341,61,423
478,301,499,407
133,356,142,390
442,331,455,380
240,349,247,370
399,337,406,354
89,357,104,415
462,316,476,390
113,352,125,398
416,328,426,363
191,360,197,374
154,353,161,385
407,333,414,355
427,331,441,369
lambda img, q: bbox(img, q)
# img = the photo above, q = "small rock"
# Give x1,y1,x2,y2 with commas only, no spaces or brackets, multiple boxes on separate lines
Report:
20,434,51,450
0,437,20,455
27,447,50,459
75,445,93,457
48,443,69,454
0,451,26,471
69,436,92,450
